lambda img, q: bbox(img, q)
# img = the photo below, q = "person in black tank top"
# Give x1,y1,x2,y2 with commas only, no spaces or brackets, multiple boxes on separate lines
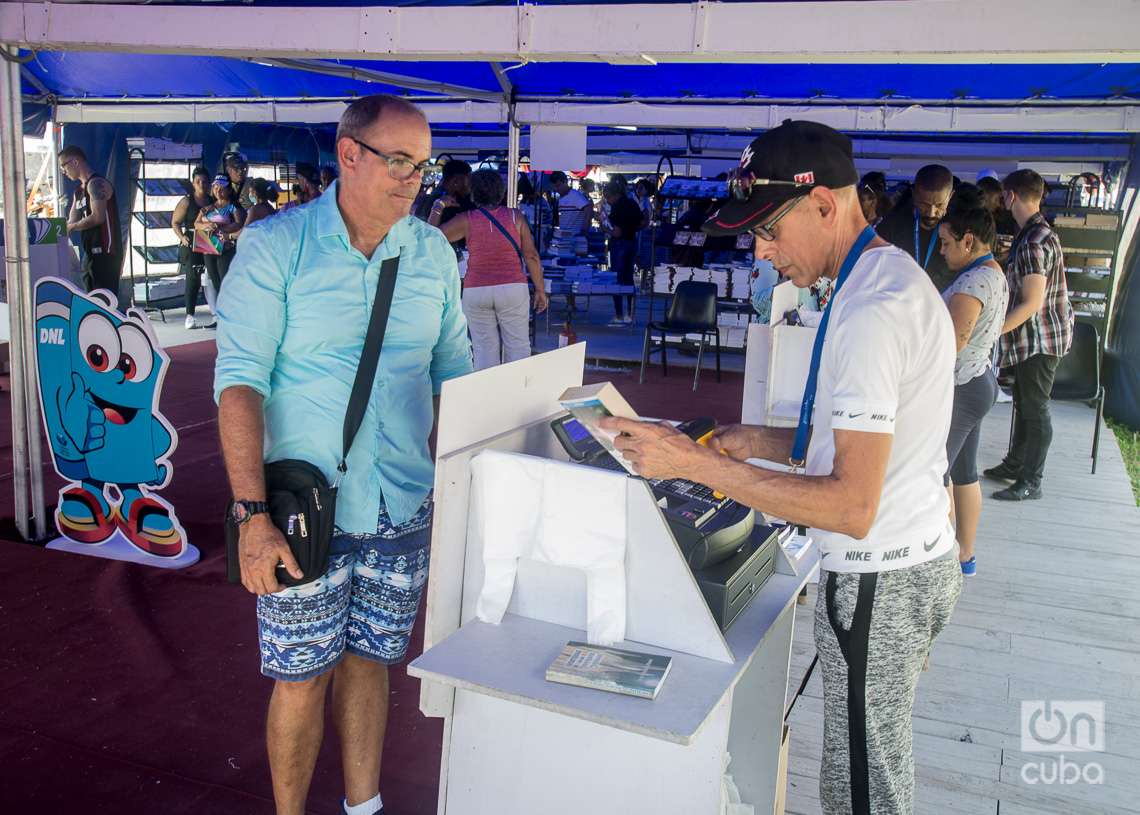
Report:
60,145,122,295
173,165,215,328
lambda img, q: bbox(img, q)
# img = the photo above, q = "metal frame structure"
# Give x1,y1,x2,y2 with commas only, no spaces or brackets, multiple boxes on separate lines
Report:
3,1,1138,64
6,1,1140,134
1,43,47,541
44,98,1140,136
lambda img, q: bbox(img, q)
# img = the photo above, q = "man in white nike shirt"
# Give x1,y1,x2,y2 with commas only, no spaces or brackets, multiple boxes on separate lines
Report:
603,120,962,815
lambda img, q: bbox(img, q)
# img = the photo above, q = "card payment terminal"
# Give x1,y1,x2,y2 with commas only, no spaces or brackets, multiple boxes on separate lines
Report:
551,413,757,570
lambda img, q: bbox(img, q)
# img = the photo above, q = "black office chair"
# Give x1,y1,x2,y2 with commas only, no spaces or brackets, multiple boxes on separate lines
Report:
639,280,721,391
1050,321,1106,474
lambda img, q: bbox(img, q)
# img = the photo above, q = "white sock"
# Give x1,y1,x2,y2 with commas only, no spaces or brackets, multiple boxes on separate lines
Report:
343,792,383,815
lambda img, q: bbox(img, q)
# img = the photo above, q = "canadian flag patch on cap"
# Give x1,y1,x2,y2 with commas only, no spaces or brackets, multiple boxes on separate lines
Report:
794,171,815,184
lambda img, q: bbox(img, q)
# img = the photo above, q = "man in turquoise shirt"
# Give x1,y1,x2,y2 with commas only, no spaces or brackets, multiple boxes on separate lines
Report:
214,95,471,815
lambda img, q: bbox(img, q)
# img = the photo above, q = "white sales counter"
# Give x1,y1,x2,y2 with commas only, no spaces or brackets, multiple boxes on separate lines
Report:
409,344,817,815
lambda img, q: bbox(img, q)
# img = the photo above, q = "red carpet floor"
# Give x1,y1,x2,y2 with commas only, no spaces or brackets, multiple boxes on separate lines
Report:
0,339,745,814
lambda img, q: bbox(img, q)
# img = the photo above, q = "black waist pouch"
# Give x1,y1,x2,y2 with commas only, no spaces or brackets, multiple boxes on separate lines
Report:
224,253,401,590
225,459,337,588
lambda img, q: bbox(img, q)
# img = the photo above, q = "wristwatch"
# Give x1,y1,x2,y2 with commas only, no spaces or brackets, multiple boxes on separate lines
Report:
227,500,269,526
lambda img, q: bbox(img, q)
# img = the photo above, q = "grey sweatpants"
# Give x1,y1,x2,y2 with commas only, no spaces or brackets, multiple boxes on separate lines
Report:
815,556,962,815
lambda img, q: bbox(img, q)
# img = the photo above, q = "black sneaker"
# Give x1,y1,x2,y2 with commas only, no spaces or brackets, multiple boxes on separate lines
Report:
983,462,1021,481
992,480,1042,501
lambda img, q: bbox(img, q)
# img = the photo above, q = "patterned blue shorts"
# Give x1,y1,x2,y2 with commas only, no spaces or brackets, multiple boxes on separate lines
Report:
256,497,433,682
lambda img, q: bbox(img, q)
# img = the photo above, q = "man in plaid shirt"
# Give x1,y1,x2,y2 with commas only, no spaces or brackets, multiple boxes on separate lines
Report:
985,169,1073,500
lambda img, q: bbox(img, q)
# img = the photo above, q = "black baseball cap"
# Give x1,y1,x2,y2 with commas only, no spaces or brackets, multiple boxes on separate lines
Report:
703,120,859,236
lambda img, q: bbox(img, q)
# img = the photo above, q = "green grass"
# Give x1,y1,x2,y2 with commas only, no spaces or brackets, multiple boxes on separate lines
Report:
1108,418,1140,506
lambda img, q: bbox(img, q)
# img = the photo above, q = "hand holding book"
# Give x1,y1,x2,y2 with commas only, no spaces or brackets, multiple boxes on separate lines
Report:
601,414,711,482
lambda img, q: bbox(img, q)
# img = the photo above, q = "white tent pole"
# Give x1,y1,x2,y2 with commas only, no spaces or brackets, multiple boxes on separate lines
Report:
493,62,520,206
49,119,63,218
1,43,47,541
507,103,520,206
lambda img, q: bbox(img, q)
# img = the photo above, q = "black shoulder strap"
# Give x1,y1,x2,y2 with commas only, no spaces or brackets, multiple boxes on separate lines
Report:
338,253,400,481
477,206,526,273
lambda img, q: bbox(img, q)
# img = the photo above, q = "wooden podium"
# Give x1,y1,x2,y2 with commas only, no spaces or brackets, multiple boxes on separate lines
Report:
410,345,817,815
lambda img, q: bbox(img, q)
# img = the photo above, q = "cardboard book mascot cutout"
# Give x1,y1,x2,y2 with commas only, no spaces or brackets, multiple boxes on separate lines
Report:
34,279,198,568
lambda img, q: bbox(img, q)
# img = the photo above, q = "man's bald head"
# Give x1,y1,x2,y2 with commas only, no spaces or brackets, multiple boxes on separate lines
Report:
335,94,428,152
334,94,432,229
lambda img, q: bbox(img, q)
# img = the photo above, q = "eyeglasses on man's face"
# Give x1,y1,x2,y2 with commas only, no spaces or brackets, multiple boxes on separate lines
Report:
353,138,441,184
753,195,806,242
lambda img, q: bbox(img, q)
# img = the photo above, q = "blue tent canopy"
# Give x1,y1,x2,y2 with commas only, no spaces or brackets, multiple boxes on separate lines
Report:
506,62,1140,102
23,52,501,100
23,51,1140,103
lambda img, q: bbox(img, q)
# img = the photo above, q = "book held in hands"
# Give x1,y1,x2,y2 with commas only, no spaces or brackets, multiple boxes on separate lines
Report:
558,382,641,475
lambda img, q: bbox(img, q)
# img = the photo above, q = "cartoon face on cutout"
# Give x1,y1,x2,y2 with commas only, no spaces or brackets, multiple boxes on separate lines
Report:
35,279,174,488
68,295,162,427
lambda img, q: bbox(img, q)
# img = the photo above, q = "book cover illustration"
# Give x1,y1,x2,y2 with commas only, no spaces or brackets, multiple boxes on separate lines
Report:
559,382,641,475
546,641,672,700
193,228,223,256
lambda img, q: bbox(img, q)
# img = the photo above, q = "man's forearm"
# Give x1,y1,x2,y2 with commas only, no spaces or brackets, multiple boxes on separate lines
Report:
689,450,869,538
749,425,797,463
69,214,103,232
1002,300,1036,334
218,386,268,501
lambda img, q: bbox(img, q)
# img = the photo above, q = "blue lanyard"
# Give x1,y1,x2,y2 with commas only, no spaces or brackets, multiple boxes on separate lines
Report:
960,252,994,275
914,212,938,270
790,226,877,467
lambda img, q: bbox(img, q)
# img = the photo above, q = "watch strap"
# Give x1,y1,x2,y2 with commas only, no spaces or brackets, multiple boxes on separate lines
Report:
231,500,269,524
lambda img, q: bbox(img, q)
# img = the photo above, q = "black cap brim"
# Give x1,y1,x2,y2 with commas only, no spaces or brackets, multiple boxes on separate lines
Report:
702,185,807,237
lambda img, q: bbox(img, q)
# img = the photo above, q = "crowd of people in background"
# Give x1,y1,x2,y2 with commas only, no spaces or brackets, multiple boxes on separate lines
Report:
413,157,1068,576
845,164,1070,574
163,153,339,328
61,135,1074,554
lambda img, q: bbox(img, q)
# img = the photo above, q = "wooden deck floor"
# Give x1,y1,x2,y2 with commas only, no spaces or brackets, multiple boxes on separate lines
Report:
782,400,1140,815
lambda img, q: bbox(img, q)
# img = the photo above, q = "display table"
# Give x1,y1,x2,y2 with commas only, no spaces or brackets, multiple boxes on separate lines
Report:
410,345,817,815
543,277,637,332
